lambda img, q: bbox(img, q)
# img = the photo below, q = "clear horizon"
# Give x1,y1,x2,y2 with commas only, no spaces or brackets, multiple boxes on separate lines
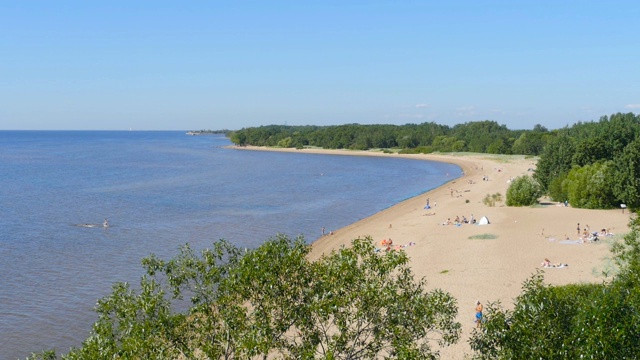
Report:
1,1,639,131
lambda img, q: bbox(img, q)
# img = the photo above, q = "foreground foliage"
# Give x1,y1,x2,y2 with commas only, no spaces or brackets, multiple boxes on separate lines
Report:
41,235,461,359
469,215,640,359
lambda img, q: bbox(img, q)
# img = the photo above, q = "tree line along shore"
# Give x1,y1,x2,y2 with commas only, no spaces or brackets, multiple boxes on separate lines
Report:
229,113,640,212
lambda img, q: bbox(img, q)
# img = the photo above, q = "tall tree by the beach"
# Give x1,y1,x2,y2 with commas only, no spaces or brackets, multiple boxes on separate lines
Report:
49,236,461,359
511,125,550,155
535,113,640,208
562,161,617,209
533,134,575,194
612,138,640,210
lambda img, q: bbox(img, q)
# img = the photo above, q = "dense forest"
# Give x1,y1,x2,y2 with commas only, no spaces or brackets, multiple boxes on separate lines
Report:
229,120,549,155
229,113,640,211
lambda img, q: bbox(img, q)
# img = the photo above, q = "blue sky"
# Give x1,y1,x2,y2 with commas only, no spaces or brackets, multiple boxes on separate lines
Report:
1,1,639,131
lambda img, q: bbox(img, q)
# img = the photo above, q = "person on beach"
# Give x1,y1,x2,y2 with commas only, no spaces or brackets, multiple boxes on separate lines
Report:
577,223,580,237
475,301,483,327
582,228,588,240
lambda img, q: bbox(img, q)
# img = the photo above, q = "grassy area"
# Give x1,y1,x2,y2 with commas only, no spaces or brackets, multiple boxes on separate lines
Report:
468,233,498,240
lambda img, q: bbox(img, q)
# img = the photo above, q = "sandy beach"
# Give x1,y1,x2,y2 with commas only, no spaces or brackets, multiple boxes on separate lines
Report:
236,146,632,358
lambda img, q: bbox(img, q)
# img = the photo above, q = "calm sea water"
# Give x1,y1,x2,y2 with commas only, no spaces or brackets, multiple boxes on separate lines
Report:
0,131,460,359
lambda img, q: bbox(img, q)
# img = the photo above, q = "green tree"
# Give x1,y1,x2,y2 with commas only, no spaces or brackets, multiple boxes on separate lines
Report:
506,176,542,206
547,172,569,203
229,130,247,146
277,136,293,148
534,134,575,192
563,161,616,209
612,139,640,210
57,235,460,359
572,137,610,166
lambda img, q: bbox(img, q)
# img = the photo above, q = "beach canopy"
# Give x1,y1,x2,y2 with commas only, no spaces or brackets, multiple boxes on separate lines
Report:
478,216,490,225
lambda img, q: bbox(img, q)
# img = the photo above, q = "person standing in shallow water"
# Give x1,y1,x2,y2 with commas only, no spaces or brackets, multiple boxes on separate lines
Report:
475,301,483,327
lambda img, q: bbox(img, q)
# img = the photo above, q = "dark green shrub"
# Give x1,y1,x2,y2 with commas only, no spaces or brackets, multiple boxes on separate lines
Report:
506,175,542,206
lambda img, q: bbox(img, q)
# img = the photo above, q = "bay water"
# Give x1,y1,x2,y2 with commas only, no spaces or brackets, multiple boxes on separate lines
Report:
0,131,459,359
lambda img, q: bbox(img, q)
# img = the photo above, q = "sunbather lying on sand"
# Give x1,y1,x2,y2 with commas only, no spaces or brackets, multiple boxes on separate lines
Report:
541,258,569,268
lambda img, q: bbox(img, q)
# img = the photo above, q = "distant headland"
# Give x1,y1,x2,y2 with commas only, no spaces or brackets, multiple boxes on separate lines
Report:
185,129,231,136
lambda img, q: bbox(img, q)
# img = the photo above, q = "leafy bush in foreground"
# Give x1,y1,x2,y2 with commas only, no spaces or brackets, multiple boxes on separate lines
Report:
40,235,461,359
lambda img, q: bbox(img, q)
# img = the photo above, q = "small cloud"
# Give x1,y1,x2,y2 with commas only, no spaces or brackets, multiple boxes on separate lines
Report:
625,104,640,109
455,106,476,117
398,113,425,119
415,103,430,108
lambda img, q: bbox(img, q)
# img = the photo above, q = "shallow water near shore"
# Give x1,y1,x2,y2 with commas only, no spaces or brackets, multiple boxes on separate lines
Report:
0,131,459,359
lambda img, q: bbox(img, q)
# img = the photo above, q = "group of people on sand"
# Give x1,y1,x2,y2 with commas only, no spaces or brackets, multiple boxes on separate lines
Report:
565,222,611,243
442,214,476,226
424,197,436,209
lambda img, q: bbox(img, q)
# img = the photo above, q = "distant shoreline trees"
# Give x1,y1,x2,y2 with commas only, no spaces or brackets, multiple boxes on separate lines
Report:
229,113,640,211
228,120,547,155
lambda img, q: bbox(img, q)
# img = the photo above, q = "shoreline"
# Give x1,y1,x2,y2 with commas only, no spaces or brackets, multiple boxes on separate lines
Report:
232,145,632,358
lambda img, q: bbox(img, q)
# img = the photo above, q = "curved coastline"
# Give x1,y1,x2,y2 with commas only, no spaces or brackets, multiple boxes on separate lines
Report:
232,145,632,357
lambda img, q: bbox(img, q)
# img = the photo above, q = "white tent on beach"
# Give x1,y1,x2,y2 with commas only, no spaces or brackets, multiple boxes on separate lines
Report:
477,216,490,225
